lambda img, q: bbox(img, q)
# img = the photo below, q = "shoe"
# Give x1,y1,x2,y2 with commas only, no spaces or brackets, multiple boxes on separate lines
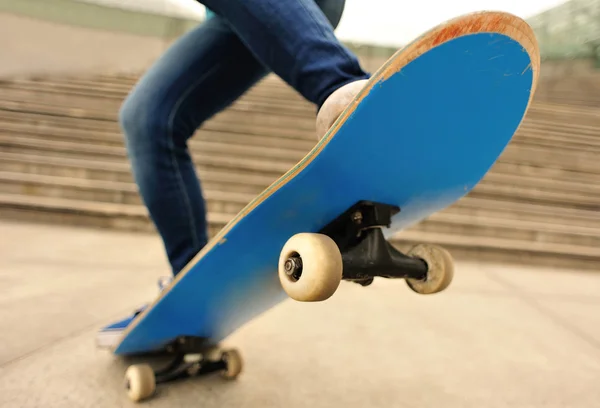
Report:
95,276,173,349
315,79,369,140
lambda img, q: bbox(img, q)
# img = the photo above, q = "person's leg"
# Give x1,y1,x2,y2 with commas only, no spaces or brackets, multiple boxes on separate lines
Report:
199,0,370,109
96,1,356,346
121,0,362,278
119,16,269,277
96,16,268,346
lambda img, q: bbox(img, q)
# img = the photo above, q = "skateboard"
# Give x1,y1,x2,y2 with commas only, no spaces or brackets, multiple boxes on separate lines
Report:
106,11,539,402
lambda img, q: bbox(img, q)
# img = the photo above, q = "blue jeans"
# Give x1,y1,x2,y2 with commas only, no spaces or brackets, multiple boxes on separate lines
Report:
119,0,369,275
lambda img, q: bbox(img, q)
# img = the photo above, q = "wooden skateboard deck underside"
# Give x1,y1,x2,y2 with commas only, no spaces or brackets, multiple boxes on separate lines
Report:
114,11,539,355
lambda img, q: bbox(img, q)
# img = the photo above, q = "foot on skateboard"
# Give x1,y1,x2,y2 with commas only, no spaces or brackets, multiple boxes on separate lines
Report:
96,276,173,349
316,78,370,140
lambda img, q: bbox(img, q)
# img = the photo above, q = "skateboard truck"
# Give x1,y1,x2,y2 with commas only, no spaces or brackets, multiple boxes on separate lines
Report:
278,201,454,302
320,201,429,286
123,336,242,402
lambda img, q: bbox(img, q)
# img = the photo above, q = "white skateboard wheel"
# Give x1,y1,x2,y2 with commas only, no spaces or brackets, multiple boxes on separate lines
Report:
124,364,156,402
278,233,343,301
221,349,243,380
405,244,454,294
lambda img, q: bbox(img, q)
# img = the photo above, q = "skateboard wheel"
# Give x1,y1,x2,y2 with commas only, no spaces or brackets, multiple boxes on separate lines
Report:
405,244,454,294
278,233,343,302
221,349,243,380
124,364,156,402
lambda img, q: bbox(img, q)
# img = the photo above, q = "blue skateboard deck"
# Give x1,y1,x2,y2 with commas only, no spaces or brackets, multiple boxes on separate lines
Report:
113,11,539,357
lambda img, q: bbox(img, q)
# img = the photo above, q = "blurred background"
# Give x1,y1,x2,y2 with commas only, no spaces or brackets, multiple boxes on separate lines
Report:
0,0,597,269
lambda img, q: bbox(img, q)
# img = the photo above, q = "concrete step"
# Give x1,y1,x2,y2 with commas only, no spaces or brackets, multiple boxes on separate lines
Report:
0,132,297,177
481,172,600,202
0,193,227,237
527,102,600,119
536,76,600,104
0,85,317,124
4,129,598,186
2,130,597,185
534,87,600,107
491,161,600,185
2,190,596,270
1,188,597,263
420,211,600,249
3,150,598,227
4,78,600,130
499,144,599,174
0,118,317,152
11,72,600,117
536,96,600,108
448,197,600,230
4,94,600,152
520,120,600,140
3,82,600,147
472,182,598,211
19,71,294,90
2,169,599,242
0,151,276,195
0,77,314,115
516,125,600,150
5,148,598,190
5,82,600,129
0,95,318,136
32,71,600,106
17,73,300,97
3,73,301,97
3,135,598,207
0,125,595,180
2,103,598,162
394,229,599,261
3,100,599,162
3,141,599,202
7,110,600,162
0,130,307,164
523,114,600,134
0,107,315,141
0,171,255,214
2,133,599,213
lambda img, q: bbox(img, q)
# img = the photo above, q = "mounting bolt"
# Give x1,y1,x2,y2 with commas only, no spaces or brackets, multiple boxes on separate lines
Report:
352,211,363,224
284,256,303,281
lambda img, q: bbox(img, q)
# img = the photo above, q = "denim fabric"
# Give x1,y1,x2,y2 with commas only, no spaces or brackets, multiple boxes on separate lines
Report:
119,0,369,275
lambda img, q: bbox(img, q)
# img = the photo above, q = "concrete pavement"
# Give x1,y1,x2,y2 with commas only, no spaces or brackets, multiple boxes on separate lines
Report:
1,220,599,407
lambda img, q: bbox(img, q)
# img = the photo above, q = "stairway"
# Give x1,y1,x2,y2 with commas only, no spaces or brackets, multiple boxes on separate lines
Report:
0,70,599,269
